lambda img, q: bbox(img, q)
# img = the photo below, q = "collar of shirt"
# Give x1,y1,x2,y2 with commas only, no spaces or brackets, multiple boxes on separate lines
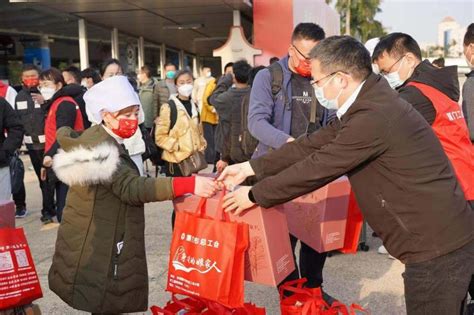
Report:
337,80,366,119
102,125,124,144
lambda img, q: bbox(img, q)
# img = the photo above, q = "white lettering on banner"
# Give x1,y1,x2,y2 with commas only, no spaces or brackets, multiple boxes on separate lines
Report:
171,246,221,275
446,110,464,121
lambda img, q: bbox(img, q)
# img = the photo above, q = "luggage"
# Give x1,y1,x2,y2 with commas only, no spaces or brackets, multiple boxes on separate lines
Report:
0,201,15,229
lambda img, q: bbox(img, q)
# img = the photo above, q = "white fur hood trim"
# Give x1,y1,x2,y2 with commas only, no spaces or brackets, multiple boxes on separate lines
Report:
52,142,120,186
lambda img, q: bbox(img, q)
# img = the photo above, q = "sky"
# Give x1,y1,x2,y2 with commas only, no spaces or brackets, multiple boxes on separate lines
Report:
375,0,474,44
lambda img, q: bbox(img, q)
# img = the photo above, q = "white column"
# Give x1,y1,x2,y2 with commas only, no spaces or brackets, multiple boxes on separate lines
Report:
179,50,185,69
78,19,89,70
233,10,241,27
138,36,145,69
111,28,119,59
160,43,166,79
192,56,199,78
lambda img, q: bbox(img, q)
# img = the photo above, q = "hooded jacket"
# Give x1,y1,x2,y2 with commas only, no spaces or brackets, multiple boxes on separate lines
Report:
48,124,174,313
397,60,460,125
0,97,23,167
249,74,474,265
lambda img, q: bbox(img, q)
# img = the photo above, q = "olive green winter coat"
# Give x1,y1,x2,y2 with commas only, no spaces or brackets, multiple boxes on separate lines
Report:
48,125,174,313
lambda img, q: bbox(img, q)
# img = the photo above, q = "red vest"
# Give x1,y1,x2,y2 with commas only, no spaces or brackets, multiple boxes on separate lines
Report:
408,82,474,200
0,82,8,98
45,96,84,152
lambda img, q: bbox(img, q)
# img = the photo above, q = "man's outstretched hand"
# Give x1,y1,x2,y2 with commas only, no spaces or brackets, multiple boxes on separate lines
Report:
217,161,255,191
222,186,255,215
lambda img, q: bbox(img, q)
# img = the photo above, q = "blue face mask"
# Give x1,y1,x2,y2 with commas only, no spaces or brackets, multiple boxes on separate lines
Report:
313,74,342,110
166,70,176,79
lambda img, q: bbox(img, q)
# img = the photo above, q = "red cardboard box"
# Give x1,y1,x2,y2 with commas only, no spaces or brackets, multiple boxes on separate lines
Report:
173,193,295,287
0,200,15,229
276,177,351,253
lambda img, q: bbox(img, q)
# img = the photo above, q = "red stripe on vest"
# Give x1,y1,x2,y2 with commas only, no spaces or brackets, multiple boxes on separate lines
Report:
407,82,474,200
45,96,84,152
0,82,8,98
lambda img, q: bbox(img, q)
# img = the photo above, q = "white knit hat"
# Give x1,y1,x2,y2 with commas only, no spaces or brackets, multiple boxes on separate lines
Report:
84,75,141,124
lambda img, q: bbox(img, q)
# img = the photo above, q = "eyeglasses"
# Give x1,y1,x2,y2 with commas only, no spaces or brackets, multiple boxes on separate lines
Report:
310,71,346,86
379,55,406,75
292,45,311,61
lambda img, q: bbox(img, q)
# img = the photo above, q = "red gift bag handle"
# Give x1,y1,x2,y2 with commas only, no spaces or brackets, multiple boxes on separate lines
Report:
195,190,231,222
279,278,310,299
349,304,370,315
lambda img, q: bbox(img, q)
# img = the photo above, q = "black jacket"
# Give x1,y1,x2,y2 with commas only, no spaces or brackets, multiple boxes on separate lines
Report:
62,84,90,129
209,74,250,162
398,60,460,125
250,74,474,265
0,97,24,167
15,86,46,150
43,86,82,157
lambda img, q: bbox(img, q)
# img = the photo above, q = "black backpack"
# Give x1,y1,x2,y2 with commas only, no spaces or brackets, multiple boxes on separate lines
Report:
147,100,178,166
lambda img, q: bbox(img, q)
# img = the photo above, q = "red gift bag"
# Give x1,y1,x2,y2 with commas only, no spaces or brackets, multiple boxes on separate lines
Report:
167,194,249,308
0,228,43,310
150,295,207,314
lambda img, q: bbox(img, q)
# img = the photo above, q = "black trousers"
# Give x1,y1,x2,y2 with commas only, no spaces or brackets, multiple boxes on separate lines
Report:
44,168,68,222
202,122,217,164
13,149,52,213
403,239,474,315
279,234,328,288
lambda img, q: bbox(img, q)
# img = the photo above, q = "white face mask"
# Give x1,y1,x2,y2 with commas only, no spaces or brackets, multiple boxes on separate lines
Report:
313,74,343,111
178,83,193,97
383,57,412,89
40,87,56,101
205,71,212,78
81,79,89,89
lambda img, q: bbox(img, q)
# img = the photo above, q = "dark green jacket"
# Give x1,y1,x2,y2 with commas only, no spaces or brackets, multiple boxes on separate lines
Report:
48,125,174,313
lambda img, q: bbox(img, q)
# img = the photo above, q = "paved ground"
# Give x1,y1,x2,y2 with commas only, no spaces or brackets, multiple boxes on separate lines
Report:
15,157,407,315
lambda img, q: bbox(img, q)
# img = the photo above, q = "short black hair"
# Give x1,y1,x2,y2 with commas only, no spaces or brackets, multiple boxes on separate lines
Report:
63,65,81,84
22,64,40,74
309,36,372,81
232,60,252,84
432,57,445,68
224,62,234,71
464,23,474,46
292,23,325,42
174,69,193,85
164,62,177,69
100,58,122,77
141,65,152,78
249,66,266,86
80,67,101,84
372,32,422,62
39,67,66,86
269,57,279,64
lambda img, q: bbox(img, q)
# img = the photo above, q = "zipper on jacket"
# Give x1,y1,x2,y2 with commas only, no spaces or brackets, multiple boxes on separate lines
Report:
379,195,410,234
113,233,125,280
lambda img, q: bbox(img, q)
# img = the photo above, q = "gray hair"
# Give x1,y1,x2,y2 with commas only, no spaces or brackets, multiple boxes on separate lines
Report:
309,36,372,81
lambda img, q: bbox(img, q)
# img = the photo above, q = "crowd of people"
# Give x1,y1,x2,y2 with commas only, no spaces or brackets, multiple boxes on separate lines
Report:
0,20,473,315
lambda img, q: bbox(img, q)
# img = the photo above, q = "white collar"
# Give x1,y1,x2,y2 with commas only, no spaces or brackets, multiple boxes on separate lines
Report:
337,80,366,119
102,125,124,144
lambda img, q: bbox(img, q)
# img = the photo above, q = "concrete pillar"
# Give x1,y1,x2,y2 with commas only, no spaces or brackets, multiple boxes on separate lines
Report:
160,43,166,79
111,28,119,59
179,50,185,70
233,10,241,27
78,19,89,70
192,56,199,78
138,36,145,69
